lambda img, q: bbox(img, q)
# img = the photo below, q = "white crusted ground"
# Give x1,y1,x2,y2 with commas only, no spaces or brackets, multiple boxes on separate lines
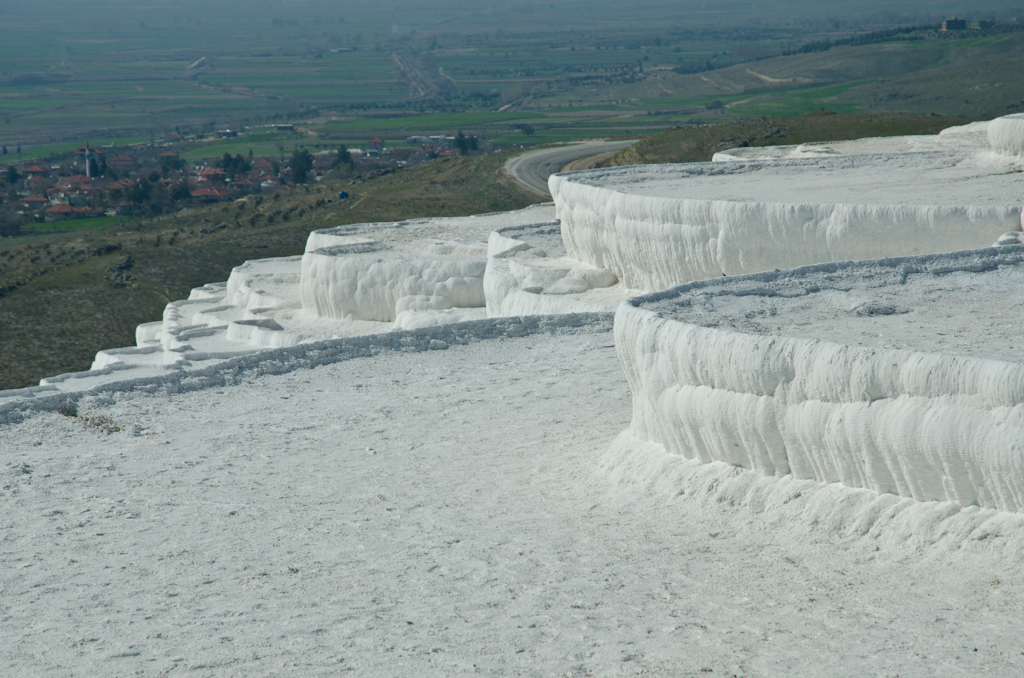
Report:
4,324,1023,677
643,247,1024,363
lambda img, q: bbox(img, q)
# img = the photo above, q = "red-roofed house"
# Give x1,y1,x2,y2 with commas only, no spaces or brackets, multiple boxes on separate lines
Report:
44,203,97,221
24,195,50,210
108,155,138,171
106,179,137,192
27,176,50,193
368,137,385,152
232,178,259,194
197,167,227,185
23,164,50,177
190,188,231,203
75,144,104,158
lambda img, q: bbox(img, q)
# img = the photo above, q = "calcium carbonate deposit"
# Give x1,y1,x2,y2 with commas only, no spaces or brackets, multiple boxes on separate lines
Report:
617,248,1024,513
4,114,1024,677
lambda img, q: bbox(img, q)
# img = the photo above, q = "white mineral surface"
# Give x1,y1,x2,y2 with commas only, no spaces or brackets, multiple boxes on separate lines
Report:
5,116,1024,676
642,247,1024,363
3,321,1023,677
711,119,991,161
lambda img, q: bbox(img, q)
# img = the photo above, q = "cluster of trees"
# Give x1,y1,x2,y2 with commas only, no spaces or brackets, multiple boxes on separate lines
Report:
1,168,24,235
291,146,352,183
217,152,251,179
160,154,185,175
289,149,313,184
107,175,191,211
455,131,480,153
782,24,933,56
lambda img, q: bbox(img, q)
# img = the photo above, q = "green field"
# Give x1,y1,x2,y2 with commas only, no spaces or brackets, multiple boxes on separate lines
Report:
5,1,1024,153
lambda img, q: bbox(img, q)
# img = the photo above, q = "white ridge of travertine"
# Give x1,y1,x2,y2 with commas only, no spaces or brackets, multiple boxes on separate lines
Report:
616,247,1024,514
714,115,1024,168
711,120,992,163
5,206,560,399
711,127,989,161
939,119,993,135
551,158,1022,291
297,206,565,324
553,114,1024,292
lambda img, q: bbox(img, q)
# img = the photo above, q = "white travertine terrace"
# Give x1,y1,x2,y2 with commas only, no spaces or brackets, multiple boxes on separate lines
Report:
11,116,1024,678
551,116,1024,292
1,205,571,396
710,118,992,161
6,114,1024,519
616,248,1024,513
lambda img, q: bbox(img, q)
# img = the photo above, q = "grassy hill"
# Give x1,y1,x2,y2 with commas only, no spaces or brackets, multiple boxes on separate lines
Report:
603,112,971,166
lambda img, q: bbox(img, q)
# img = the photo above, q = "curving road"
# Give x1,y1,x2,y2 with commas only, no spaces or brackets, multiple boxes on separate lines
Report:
504,139,636,196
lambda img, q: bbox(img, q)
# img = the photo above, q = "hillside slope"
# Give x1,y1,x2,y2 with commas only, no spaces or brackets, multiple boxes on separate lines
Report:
556,33,1024,120
605,112,969,166
0,153,540,390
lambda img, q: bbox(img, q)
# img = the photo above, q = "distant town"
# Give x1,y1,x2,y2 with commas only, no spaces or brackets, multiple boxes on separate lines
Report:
0,128,477,234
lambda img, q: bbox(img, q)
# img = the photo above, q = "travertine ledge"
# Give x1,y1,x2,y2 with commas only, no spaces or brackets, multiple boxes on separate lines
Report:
616,247,1024,513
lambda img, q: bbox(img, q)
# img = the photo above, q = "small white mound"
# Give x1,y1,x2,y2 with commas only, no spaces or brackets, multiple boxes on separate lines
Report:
300,244,487,322
483,224,627,317
988,112,1024,156
392,306,488,330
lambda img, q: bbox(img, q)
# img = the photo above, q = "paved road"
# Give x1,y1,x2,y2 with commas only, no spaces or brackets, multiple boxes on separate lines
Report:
504,139,636,196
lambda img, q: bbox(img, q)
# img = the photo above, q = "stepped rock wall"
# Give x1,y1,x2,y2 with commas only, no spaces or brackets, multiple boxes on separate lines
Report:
615,250,1024,513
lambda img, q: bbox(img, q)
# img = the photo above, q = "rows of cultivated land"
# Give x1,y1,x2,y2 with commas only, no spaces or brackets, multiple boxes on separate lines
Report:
8,1,1024,149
